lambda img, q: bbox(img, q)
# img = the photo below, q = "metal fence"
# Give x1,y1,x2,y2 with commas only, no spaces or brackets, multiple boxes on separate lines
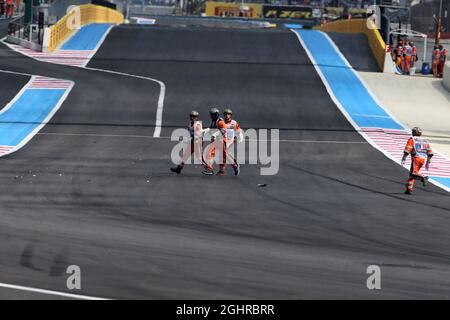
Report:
127,4,175,16
7,19,43,46
46,0,91,21
411,0,450,36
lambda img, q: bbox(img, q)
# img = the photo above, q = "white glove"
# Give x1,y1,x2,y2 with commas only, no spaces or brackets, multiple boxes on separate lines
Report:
236,131,244,144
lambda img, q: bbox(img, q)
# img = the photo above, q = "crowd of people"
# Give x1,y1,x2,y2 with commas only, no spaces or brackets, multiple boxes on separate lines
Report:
392,39,448,77
392,39,418,75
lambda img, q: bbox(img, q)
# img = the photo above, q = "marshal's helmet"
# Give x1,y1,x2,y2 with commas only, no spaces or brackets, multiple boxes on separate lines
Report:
209,107,220,118
412,127,422,137
223,108,233,116
190,110,199,118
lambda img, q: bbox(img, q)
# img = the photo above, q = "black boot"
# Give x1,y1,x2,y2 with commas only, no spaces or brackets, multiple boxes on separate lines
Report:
202,169,214,176
422,176,429,187
170,165,183,174
232,164,240,176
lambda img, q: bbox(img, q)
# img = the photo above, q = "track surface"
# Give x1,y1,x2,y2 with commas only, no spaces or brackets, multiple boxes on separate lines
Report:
0,25,449,299
328,32,380,72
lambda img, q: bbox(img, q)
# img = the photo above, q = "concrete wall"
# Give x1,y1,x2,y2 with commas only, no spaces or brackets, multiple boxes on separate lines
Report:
318,19,386,71
43,4,124,52
443,61,450,91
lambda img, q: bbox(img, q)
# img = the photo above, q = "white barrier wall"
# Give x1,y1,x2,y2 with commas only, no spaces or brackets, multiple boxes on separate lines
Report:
443,61,450,91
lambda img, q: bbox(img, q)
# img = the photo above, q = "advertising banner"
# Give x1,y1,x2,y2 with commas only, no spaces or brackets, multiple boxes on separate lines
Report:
262,5,313,20
205,2,262,19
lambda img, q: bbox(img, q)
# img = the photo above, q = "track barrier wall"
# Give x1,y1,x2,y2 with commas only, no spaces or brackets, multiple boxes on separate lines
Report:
317,19,385,72
443,62,450,92
43,4,124,53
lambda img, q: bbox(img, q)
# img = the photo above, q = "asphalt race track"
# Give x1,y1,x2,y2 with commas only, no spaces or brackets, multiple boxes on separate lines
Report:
0,25,449,299
327,32,380,72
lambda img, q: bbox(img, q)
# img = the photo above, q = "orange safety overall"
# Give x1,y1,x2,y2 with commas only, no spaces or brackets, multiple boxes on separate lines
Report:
205,117,228,171
178,120,204,166
432,49,441,77
404,45,413,74
396,45,403,70
404,137,433,192
5,0,12,18
223,118,241,171
411,46,417,68
439,48,448,77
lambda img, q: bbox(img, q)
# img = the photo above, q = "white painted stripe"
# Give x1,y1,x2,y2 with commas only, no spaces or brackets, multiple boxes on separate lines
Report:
84,67,166,138
0,70,74,158
1,26,167,138
352,114,392,119
290,31,389,161
321,31,450,181
7,81,75,157
292,30,450,191
0,76,34,116
362,127,450,177
320,31,409,130
0,282,109,300
37,132,368,144
82,24,115,68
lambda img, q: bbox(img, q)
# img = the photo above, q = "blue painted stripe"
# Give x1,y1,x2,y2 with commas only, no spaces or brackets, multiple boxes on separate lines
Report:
295,30,404,130
61,23,112,51
0,89,66,146
430,177,450,190
285,23,303,29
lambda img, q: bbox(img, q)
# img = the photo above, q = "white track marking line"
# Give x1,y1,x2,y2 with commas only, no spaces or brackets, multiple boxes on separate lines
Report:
37,132,367,143
0,282,110,300
1,26,167,138
0,75,34,115
319,30,450,189
83,67,166,138
83,24,115,67
320,31,412,129
290,31,382,154
0,67,38,78
291,30,450,192
9,82,74,156
0,69,75,157
0,70,75,157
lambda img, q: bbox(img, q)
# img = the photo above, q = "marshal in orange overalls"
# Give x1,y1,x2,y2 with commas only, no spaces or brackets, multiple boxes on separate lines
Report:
403,136,433,193
432,47,441,77
438,46,448,77
205,117,228,173
5,0,12,18
223,116,242,174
